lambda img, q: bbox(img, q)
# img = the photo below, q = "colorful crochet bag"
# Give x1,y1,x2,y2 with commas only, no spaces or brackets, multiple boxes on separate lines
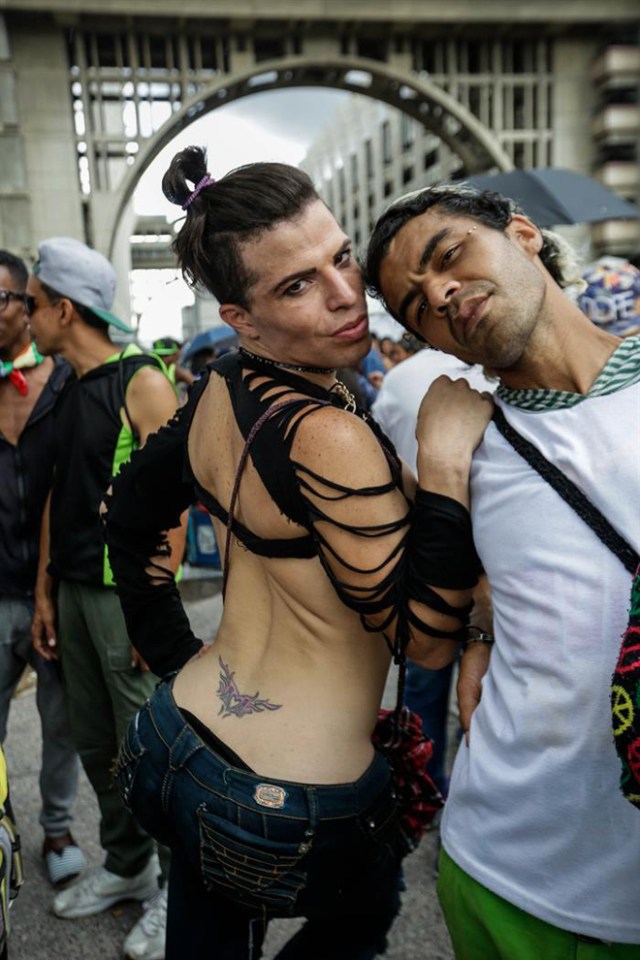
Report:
612,566,640,808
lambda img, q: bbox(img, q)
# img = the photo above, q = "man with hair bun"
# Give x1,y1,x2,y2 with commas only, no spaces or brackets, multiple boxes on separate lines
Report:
103,146,494,959
366,184,640,958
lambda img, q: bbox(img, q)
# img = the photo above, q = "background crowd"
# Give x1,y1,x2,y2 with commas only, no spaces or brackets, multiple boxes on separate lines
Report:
0,178,639,960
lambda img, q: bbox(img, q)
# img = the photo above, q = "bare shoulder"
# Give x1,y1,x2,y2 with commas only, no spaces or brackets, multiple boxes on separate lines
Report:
126,363,174,396
126,363,179,438
292,405,393,484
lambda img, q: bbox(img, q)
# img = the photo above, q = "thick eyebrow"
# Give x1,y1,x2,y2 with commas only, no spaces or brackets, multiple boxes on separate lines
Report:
271,266,316,296
271,238,351,296
397,227,451,325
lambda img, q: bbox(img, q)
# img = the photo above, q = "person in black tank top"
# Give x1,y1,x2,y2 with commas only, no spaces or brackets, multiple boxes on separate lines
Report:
27,238,183,959
104,146,493,960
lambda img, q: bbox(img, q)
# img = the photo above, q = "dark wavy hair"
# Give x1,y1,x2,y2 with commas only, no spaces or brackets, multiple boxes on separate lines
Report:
365,182,579,324
162,146,319,309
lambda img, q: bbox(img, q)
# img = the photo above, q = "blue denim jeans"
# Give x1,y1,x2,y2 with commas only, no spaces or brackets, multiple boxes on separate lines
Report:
403,660,455,797
115,677,404,960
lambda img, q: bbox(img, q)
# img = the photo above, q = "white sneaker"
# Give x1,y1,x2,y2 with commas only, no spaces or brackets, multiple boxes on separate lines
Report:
53,854,160,919
123,887,167,960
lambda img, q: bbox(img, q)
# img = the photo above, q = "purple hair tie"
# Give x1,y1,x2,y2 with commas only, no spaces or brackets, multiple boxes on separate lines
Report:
182,174,215,210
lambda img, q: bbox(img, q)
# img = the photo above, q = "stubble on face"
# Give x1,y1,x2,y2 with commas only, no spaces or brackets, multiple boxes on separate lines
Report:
456,253,547,372
380,211,547,373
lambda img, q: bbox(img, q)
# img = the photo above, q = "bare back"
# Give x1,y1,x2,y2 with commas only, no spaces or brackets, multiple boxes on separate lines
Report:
172,363,406,784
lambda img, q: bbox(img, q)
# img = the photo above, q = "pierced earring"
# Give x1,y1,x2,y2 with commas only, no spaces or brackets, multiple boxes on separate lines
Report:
466,226,478,236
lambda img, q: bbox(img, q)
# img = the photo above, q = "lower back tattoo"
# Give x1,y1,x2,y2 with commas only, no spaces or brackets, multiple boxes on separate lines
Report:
216,656,282,719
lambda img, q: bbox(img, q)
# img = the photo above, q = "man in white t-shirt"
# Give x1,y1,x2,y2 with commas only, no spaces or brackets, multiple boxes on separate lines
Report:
365,183,640,959
372,349,496,799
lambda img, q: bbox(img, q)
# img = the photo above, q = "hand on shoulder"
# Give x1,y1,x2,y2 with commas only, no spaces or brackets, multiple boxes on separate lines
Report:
416,375,494,466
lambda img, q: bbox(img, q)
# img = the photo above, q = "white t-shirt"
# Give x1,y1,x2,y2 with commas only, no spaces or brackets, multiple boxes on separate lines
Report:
441,379,640,942
371,350,497,471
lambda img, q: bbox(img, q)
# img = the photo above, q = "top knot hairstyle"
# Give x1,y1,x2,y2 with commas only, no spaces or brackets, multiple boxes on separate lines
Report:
163,146,319,309
364,181,582,323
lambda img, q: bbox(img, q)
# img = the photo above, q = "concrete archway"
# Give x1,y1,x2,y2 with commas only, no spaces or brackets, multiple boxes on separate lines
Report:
104,55,512,259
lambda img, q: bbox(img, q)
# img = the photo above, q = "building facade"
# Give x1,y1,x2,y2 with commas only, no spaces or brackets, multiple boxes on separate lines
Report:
0,1,637,326
301,37,639,258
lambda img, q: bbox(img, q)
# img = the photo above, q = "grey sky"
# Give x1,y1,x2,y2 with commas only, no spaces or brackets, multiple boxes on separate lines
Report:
135,86,349,216
220,87,349,145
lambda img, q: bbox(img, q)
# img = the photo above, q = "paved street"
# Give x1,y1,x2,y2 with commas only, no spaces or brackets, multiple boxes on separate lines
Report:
4,576,455,959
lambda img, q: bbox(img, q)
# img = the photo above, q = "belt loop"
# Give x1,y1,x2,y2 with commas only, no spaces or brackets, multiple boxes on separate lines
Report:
306,786,319,829
160,725,203,815
168,725,202,773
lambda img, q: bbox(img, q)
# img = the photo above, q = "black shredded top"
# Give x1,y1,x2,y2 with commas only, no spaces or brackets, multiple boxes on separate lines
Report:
104,351,478,677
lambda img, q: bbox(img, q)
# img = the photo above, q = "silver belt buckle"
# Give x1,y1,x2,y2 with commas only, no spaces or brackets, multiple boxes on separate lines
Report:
254,783,287,809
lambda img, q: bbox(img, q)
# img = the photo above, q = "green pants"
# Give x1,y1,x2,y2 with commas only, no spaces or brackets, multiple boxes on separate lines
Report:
58,580,168,879
437,847,640,960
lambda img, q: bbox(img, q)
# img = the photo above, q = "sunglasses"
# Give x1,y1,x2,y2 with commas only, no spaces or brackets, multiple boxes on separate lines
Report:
0,289,36,316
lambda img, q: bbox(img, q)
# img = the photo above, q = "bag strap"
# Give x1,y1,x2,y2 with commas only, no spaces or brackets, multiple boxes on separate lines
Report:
493,407,639,574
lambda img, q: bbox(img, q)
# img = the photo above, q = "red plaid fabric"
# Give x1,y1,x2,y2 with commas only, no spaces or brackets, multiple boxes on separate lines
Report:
372,706,444,852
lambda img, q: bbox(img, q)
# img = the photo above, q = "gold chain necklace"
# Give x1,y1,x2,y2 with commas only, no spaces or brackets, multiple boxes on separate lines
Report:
330,380,357,414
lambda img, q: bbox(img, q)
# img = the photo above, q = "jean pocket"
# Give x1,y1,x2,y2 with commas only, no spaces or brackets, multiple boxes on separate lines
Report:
113,712,147,811
196,804,308,916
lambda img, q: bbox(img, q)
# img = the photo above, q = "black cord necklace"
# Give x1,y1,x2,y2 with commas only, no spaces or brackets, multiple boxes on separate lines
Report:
238,346,358,414
238,346,336,376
